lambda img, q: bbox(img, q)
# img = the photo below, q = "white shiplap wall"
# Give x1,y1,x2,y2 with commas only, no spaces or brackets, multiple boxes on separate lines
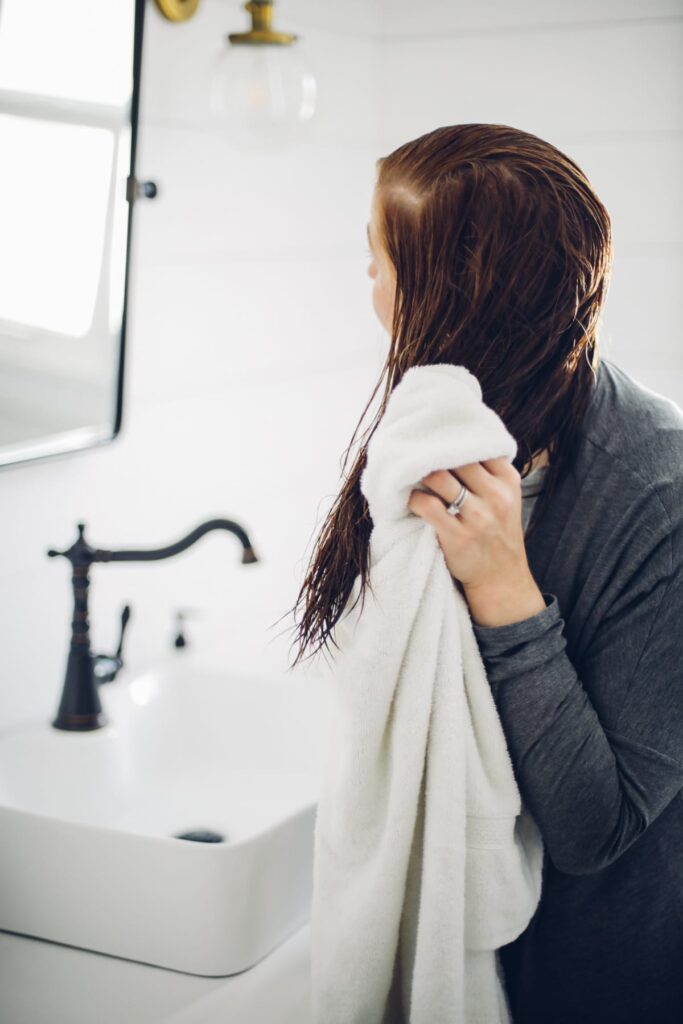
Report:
0,0,681,731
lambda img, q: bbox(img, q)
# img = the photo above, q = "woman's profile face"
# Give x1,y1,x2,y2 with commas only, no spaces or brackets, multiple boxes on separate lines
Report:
367,190,396,334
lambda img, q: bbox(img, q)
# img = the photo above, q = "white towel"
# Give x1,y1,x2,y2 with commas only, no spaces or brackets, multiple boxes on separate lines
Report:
310,363,544,1024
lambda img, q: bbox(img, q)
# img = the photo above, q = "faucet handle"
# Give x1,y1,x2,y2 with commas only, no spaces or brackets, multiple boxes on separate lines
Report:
93,604,132,684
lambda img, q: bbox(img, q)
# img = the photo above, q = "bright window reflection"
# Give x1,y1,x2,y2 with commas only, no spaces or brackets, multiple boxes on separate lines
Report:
0,114,114,336
0,0,135,106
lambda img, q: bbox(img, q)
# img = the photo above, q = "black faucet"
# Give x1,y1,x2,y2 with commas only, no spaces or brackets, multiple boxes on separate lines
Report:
47,519,259,732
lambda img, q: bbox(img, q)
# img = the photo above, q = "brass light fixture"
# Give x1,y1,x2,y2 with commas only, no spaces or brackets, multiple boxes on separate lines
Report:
154,0,296,42
154,0,317,146
227,0,297,45
154,0,201,21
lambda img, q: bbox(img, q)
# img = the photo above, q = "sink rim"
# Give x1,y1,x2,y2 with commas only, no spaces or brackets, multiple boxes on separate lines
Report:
0,791,318,853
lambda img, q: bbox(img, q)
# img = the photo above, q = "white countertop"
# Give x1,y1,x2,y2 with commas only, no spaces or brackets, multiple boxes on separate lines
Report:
0,921,313,1024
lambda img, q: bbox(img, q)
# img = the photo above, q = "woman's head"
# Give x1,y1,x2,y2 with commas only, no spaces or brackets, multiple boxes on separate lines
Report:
287,123,612,668
368,124,611,378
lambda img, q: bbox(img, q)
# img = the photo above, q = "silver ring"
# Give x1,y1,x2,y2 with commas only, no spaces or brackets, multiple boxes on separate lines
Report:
446,483,469,517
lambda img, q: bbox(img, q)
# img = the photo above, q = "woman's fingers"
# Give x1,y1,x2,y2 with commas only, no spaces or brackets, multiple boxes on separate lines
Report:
418,458,519,524
416,468,485,525
422,459,514,499
480,456,520,481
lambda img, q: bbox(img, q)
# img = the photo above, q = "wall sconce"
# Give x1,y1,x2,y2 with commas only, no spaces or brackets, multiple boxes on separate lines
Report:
154,0,318,149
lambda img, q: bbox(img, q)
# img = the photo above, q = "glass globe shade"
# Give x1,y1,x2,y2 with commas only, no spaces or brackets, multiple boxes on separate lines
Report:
209,43,317,151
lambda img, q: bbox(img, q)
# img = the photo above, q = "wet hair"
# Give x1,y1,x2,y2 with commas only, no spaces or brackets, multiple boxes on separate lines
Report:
284,123,612,670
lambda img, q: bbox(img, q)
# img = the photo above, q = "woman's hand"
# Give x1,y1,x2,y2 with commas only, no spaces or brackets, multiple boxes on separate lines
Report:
407,457,546,627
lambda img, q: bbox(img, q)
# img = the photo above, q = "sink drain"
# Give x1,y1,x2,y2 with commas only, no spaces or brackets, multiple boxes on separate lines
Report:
173,828,226,843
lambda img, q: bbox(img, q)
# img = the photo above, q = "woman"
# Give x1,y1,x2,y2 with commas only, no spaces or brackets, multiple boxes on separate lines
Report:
288,124,683,1022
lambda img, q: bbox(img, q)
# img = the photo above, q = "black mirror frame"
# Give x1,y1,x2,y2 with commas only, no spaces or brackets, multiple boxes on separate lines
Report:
0,0,147,472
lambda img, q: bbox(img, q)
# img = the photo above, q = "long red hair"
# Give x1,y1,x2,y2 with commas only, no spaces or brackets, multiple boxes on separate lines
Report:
283,123,612,669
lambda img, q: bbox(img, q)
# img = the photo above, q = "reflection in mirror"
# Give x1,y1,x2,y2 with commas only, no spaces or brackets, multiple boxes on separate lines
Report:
0,0,144,469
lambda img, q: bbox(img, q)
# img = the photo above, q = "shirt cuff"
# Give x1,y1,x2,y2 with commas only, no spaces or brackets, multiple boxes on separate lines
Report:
471,591,561,654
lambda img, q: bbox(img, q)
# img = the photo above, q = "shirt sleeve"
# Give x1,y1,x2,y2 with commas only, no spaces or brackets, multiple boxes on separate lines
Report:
471,513,683,877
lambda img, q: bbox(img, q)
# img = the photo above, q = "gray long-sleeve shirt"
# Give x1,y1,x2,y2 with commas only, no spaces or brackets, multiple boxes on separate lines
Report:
470,356,683,1023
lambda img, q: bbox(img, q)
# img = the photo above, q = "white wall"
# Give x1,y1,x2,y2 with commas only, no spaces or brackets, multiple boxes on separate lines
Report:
1,0,681,731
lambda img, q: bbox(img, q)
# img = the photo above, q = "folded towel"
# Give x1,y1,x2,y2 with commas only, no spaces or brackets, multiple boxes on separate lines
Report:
310,363,544,1024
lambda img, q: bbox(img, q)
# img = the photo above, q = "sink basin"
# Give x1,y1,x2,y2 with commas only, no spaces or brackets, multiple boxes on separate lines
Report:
0,661,328,975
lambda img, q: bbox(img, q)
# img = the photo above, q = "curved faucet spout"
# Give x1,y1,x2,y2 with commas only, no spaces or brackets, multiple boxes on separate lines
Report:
94,518,258,565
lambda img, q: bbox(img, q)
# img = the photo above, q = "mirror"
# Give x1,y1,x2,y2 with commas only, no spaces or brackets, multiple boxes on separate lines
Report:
0,0,146,469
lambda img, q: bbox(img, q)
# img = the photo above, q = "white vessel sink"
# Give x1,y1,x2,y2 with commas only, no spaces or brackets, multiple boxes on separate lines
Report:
0,662,327,976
